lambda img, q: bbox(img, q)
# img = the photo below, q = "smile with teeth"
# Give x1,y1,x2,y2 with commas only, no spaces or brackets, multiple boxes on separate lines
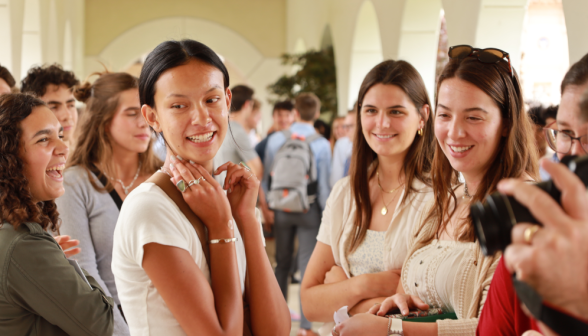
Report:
449,145,474,153
46,164,65,178
374,133,396,139
188,132,215,143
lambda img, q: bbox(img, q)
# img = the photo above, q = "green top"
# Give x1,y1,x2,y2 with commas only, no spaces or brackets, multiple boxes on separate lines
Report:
0,221,114,336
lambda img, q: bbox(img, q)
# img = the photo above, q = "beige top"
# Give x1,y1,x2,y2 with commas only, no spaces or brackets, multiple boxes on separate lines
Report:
402,200,501,336
347,229,387,277
317,176,434,277
316,176,433,336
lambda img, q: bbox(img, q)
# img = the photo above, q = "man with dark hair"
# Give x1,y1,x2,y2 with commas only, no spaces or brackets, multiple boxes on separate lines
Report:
542,105,558,127
21,64,80,143
0,64,16,96
263,92,331,336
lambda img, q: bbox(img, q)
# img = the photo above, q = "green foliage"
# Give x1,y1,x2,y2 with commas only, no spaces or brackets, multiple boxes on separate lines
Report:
267,47,338,118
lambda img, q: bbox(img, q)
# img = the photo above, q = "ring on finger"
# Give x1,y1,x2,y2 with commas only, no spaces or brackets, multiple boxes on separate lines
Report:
176,180,189,193
246,173,254,180
188,177,205,187
239,161,251,171
332,326,340,336
523,225,540,244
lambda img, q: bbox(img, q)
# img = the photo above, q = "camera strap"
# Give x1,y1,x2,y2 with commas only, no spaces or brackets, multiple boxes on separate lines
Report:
513,277,588,334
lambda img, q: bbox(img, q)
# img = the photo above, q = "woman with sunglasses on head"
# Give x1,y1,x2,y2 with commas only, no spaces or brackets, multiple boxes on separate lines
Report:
476,53,588,336
332,45,538,336
0,93,114,336
56,71,163,336
301,60,434,336
111,39,290,336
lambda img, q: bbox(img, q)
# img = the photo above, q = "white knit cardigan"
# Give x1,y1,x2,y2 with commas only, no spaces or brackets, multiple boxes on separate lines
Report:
401,199,501,336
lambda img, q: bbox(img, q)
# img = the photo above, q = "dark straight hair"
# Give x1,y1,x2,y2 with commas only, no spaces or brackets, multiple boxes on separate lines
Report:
139,39,230,108
346,60,434,253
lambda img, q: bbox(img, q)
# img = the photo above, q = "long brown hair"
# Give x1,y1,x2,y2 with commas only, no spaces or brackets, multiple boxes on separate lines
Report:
69,72,162,191
424,57,538,242
347,60,434,252
0,93,60,232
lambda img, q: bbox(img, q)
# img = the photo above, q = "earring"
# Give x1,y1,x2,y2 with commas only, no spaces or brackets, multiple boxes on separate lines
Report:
417,128,423,136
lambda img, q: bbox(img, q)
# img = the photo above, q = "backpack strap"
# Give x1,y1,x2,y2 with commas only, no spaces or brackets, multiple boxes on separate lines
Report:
147,172,210,264
89,165,123,210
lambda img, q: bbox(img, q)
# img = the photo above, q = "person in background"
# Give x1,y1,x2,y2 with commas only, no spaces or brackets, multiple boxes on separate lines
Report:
215,85,262,181
314,119,331,141
264,92,332,336
301,60,434,336
330,109,356,188
477,52,588,336
247,98,262,147
0,64,16,96
57,72,163,336
21,64,80,147
330,116,346,151
0,93,114,336
528,106,553,181
542,104,558,128
256,100,296,229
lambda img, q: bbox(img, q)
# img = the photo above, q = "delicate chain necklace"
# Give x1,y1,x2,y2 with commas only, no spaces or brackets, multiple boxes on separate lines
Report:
463,182,472,200
377,171,404,215
112,162,142,195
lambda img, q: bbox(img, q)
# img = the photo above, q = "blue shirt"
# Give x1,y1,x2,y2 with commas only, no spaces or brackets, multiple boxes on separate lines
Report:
263,122,332,210
330,137,353,188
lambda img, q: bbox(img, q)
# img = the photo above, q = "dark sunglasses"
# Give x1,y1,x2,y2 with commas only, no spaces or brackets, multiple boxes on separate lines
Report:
448,44,513,77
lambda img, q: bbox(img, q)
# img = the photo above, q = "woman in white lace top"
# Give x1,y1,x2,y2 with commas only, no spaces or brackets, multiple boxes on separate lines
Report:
300,60,435,336
334,47,538,336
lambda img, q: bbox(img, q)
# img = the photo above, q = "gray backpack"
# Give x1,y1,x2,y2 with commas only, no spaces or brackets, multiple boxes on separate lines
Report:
268,130,321,213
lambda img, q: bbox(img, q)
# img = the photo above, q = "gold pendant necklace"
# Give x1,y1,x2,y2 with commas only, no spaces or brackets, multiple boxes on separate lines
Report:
377,171,404,215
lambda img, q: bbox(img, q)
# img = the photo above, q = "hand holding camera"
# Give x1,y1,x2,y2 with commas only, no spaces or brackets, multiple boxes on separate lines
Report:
473,157,588,321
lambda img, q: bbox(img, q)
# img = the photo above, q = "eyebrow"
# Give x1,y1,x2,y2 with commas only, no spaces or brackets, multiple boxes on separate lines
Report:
124,107,140,112
46,101,62,106
31,126,63,139
363,104,406,109
437,104,488,113
165,86,223,99
557,120,572,128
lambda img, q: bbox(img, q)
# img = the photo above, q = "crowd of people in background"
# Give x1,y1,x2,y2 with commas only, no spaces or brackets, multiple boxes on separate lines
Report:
0,37,587,336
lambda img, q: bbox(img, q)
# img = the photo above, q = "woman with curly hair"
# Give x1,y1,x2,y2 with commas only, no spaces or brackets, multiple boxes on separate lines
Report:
0,93,114,336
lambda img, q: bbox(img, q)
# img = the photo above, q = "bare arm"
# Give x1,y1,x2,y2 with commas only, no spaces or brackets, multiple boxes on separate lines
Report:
237,213,291,335
142,238,242,336
301,242,399,322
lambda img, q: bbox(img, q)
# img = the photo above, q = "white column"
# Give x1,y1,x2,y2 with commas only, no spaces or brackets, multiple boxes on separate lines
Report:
562,0,588,65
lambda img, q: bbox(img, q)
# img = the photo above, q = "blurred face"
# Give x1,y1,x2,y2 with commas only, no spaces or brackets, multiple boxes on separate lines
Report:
435,78,505,178
332,118,345,140
41,84,78,142
143,59,230,165
555,83,588,160
344,113,357,141
272,108,295,131
246,107,261,130
0,78,11,96
108,88,151,155
361,83,426,159
20,106,69,202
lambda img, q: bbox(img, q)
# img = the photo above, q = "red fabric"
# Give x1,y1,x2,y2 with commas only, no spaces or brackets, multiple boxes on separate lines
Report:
477,257,542,336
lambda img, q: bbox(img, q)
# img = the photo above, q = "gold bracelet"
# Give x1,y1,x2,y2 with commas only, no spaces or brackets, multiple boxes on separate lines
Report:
209,237,238,244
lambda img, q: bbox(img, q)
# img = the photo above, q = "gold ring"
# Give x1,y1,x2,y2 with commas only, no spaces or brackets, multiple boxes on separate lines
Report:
524,225,540,244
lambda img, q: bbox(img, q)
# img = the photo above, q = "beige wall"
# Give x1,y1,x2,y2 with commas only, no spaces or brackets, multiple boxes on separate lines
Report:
84,0,287,58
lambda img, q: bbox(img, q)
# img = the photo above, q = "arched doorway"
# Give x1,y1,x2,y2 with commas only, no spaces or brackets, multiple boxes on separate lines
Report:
347,0,383,111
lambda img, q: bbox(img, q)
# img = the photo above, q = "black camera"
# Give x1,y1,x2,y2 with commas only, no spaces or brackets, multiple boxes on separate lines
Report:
471,155,588,256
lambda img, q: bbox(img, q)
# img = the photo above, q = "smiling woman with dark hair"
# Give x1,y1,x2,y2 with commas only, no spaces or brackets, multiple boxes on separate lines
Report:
0,93,114,336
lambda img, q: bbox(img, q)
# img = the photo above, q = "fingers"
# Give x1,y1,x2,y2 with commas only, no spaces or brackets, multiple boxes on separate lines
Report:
59,239,80,251
170,160,197,187
393,296,410,316
541,159,588,221
63,247,82,258
511,223,539,245
368,303,381,315
504,243,535,278
376,297,397,316
497,178,571,232
409,295,429,311
221,161,258,192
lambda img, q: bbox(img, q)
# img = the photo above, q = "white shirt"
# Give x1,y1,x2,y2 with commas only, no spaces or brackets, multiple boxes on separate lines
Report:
112,182,247,336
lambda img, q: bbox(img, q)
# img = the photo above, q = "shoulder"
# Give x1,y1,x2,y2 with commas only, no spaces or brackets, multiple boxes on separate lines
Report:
326,177,352,207
63,166,98,188
3,223,61,265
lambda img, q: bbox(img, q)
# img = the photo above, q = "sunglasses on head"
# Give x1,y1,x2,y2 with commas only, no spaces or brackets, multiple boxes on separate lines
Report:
448,44,513,78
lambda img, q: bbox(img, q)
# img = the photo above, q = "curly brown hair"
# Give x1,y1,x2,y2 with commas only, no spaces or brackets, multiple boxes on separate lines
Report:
0,93,60,232
21,64,79,98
